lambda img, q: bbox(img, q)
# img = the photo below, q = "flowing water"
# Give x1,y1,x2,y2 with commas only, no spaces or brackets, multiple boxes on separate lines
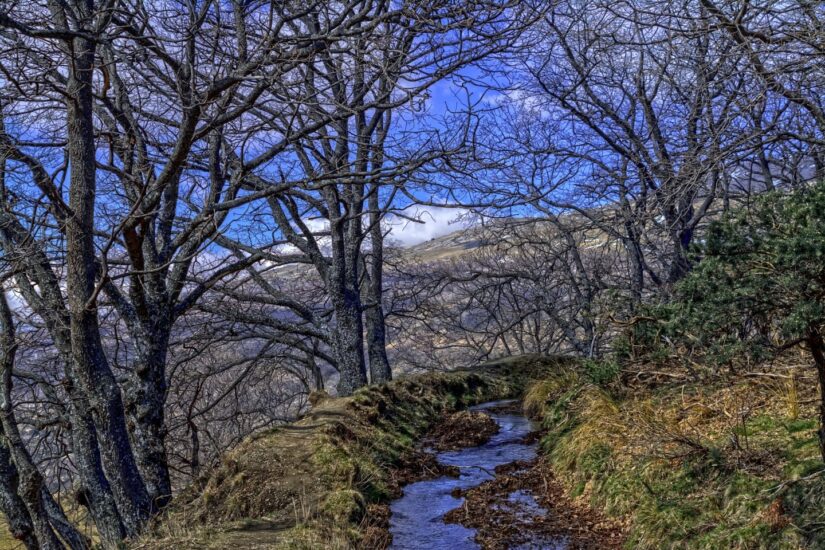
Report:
388,400,567,550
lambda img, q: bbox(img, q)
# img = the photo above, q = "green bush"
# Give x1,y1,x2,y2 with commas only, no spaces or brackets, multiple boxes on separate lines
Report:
582,358,621,386
649,181,825,460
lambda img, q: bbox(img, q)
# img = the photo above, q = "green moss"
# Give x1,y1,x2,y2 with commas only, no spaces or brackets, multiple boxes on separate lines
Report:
784,458,822,479
320,490,365,523
577,443,613,477
784,474,825,548
570,480,587,498
785,418,817,433
582,358,621,386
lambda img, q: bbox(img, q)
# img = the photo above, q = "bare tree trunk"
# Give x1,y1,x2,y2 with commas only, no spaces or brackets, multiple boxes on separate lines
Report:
63,35,150,535
329,180,368,395
365,302,391,384
66,387,127,547
0,438,63,550
187,419,200,480
0,296,40,549
0,116,128,547
123,326,172,508
0,443,38,550
331,287,368,396
808,331,825,463
306,348,325,392
619,195,646,304
41,489,90,550
0,293,83,549
364,193,391,383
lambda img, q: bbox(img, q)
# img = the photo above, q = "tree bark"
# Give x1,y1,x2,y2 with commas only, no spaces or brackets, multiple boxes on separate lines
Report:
63,34,151,535
365,184,392,384
0,293,84,549
66,382,129,547
332,289,368,396
0,208,127,546
807,331,825,463
123,326,172,508
41,488,91,550
327,181,368,395
365,301,391,384
0,442,38,550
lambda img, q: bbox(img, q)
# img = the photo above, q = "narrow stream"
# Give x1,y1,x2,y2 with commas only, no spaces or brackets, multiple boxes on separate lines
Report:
388,400,565,549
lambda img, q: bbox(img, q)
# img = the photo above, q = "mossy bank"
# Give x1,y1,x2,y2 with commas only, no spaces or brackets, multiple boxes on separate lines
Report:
134,355,569,549
524,365,824,549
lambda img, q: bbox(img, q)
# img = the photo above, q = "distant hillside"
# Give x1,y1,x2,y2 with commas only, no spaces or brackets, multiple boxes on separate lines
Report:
397,217,538,260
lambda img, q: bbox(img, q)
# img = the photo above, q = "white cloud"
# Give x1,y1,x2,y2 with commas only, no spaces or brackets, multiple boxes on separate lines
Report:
270,217,331,256
264,208,472,262
484,89,551,119
385,206,472,247
301,217,329,233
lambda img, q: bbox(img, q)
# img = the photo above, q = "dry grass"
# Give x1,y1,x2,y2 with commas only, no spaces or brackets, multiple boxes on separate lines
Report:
528,364,823,549
523,372,583,419
0,528,23,550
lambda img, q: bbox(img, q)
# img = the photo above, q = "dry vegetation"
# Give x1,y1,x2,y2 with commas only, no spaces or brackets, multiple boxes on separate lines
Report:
444,459,625,549
424,410,500,451
128,353,825,549
524,360,825,549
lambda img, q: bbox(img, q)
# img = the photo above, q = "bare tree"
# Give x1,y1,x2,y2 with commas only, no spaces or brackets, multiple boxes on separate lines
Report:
0,1,533,545
213,1,530,395
0,0,422,544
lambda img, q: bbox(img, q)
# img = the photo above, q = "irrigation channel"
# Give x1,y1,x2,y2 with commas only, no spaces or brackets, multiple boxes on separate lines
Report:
388,400,569,550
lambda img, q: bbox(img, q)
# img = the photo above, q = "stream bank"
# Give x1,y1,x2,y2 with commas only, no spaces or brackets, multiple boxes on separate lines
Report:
386,400,623,550
522,365,823,549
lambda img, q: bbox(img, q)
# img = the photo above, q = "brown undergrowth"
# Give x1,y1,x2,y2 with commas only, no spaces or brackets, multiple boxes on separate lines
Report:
425,410,500,451
525,359,823,549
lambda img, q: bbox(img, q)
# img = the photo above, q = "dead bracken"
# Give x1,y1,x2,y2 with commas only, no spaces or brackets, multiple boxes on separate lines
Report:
387,449,460,497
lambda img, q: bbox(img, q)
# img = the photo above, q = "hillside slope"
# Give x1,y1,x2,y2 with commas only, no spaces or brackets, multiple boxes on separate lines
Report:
524,365,823,549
